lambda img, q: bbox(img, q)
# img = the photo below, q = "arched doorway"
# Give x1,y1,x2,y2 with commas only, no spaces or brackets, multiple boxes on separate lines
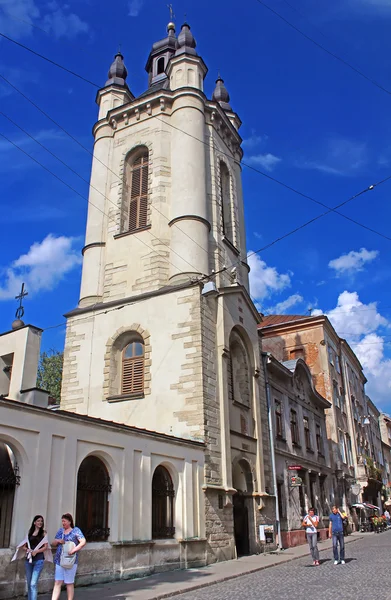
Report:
152,466,175,539
0,442,19,548
232,459,253,556
76,456,111,541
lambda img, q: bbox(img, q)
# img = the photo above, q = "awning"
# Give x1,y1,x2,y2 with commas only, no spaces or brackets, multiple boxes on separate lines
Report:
351,502,379,511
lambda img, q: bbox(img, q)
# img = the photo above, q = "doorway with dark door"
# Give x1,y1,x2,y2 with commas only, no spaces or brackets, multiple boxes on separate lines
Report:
233,492,250,556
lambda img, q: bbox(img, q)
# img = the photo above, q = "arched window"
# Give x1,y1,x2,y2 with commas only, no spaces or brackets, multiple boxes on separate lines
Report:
220,161,234,243
152,466,175,539
229,333,251,407
157,56,165,75
76,456,111,542
123,149,149,233
122,337,144,395
0,443,19,548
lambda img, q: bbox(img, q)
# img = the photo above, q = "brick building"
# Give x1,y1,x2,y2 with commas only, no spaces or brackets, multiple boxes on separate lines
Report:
259,314,371,513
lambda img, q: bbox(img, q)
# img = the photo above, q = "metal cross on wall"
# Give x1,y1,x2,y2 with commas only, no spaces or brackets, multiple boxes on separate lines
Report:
15,282,28,320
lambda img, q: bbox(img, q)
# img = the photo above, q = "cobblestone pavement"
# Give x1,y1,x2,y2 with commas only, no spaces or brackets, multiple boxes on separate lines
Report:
175,533,391,600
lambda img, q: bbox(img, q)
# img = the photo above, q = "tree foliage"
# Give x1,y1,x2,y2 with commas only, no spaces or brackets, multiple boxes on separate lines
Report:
37,349,64,402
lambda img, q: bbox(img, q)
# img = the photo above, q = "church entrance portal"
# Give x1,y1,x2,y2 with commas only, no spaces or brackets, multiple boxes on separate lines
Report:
233,492,250,556
232,459,253,556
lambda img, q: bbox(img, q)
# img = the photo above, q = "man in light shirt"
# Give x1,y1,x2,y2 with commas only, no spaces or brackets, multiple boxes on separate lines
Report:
302,507,320,566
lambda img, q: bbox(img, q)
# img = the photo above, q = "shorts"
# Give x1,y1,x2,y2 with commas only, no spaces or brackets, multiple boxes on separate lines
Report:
55,563,78,584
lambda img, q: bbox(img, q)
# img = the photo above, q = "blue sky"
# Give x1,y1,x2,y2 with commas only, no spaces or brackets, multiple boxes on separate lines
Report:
0,0,391,408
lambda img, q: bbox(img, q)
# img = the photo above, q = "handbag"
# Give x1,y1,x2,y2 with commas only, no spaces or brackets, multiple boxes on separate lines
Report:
60,532,76,569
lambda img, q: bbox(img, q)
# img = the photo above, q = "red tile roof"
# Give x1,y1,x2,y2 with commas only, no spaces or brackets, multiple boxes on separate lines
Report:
258,314,311,328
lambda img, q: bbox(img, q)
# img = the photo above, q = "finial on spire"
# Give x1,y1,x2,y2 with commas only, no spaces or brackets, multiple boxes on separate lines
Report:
167,3,175,31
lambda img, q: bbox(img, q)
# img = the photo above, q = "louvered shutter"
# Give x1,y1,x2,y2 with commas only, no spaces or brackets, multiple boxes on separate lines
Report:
128,153,148,232
122,341,145,395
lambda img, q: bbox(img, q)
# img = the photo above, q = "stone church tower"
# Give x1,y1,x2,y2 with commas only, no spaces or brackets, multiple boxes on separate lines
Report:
62,19,274,560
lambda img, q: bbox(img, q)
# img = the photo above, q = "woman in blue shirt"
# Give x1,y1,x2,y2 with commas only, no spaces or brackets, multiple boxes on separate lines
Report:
51,513,86,600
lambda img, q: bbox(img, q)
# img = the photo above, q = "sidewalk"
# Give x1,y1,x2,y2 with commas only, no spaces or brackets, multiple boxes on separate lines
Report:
36,534,363,600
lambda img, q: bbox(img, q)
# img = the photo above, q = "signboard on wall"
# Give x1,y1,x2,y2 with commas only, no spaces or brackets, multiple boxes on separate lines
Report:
259,525,274,544
290,475,303,487
288,465,303,471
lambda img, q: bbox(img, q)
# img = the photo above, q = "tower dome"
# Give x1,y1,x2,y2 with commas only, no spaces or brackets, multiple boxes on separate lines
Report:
212,76,231,111
175,23,197,56
105,52,128,88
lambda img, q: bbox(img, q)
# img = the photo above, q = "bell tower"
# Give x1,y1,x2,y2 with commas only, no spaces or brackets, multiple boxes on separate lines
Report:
62,17,274,561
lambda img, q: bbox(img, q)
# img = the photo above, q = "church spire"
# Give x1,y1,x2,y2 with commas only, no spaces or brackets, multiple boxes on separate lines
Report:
105,51,128,88
175,22,197,56
212,75,232,111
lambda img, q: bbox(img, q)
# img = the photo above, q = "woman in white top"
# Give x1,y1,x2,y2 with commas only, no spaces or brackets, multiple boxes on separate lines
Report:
302,507,320,566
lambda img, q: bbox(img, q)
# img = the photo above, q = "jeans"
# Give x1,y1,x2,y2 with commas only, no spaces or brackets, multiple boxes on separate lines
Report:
306,533,319,561
332,531,345,561
25,559,44,600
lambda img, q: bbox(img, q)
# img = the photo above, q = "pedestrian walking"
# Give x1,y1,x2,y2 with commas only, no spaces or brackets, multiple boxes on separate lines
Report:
11,514,53,600
51,513,86,600
329,505,345,565
302,507,320,566
384,509,390,527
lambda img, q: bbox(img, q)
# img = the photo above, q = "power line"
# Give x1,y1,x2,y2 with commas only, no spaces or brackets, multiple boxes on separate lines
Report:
2,46,391,302
0,128,201,279
252,0,391,98
0,111,214,281
0,32,100,88
1,44,391,248
157,117,391,244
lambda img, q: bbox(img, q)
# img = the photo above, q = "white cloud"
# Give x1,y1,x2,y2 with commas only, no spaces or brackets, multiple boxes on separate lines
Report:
248,253,291,300
301,138,368,176
246,153,282,171
0,0,89,39
128,0,144,16
0,0,39,38
43,6,89,38
329,248,379,275
242,132,267,150
265,293,304,314
0,234,82,300
315,291,391,405
352,334,391,403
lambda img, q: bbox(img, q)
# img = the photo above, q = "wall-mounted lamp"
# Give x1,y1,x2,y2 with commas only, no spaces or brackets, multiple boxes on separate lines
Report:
363,416,370,426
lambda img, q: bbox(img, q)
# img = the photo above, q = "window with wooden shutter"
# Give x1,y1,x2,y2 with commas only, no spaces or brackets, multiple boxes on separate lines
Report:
122,340,144,395
128,153,149,232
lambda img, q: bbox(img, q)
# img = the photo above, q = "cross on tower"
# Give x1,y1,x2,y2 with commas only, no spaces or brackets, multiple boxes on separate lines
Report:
15,282,28,320
167,3,175,21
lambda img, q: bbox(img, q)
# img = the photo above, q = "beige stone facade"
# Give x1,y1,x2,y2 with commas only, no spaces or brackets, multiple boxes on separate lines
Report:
59,19,275,567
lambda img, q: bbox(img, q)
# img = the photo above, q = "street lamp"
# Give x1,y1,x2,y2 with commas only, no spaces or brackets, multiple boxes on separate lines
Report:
363,416,370,426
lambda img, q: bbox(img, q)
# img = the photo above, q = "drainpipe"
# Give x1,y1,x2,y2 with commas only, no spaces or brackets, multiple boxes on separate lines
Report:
262,352,282,551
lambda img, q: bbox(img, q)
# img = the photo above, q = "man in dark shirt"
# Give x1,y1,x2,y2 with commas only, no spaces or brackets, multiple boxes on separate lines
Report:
329,505,345,565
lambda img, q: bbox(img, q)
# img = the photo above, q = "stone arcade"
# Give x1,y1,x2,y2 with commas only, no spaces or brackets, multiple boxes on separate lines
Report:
0,18,275,598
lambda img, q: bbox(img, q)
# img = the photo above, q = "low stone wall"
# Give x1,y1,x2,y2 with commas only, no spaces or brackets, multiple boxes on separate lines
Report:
0,540,207,599
281,528,329,548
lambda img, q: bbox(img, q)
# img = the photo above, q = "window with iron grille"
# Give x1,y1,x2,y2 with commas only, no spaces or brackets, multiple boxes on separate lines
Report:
122,339,144,395
75,456,111,542
275,399,284,438
123,150,149,233
152,466,175,539
290,409,300,445
303,416,312,450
